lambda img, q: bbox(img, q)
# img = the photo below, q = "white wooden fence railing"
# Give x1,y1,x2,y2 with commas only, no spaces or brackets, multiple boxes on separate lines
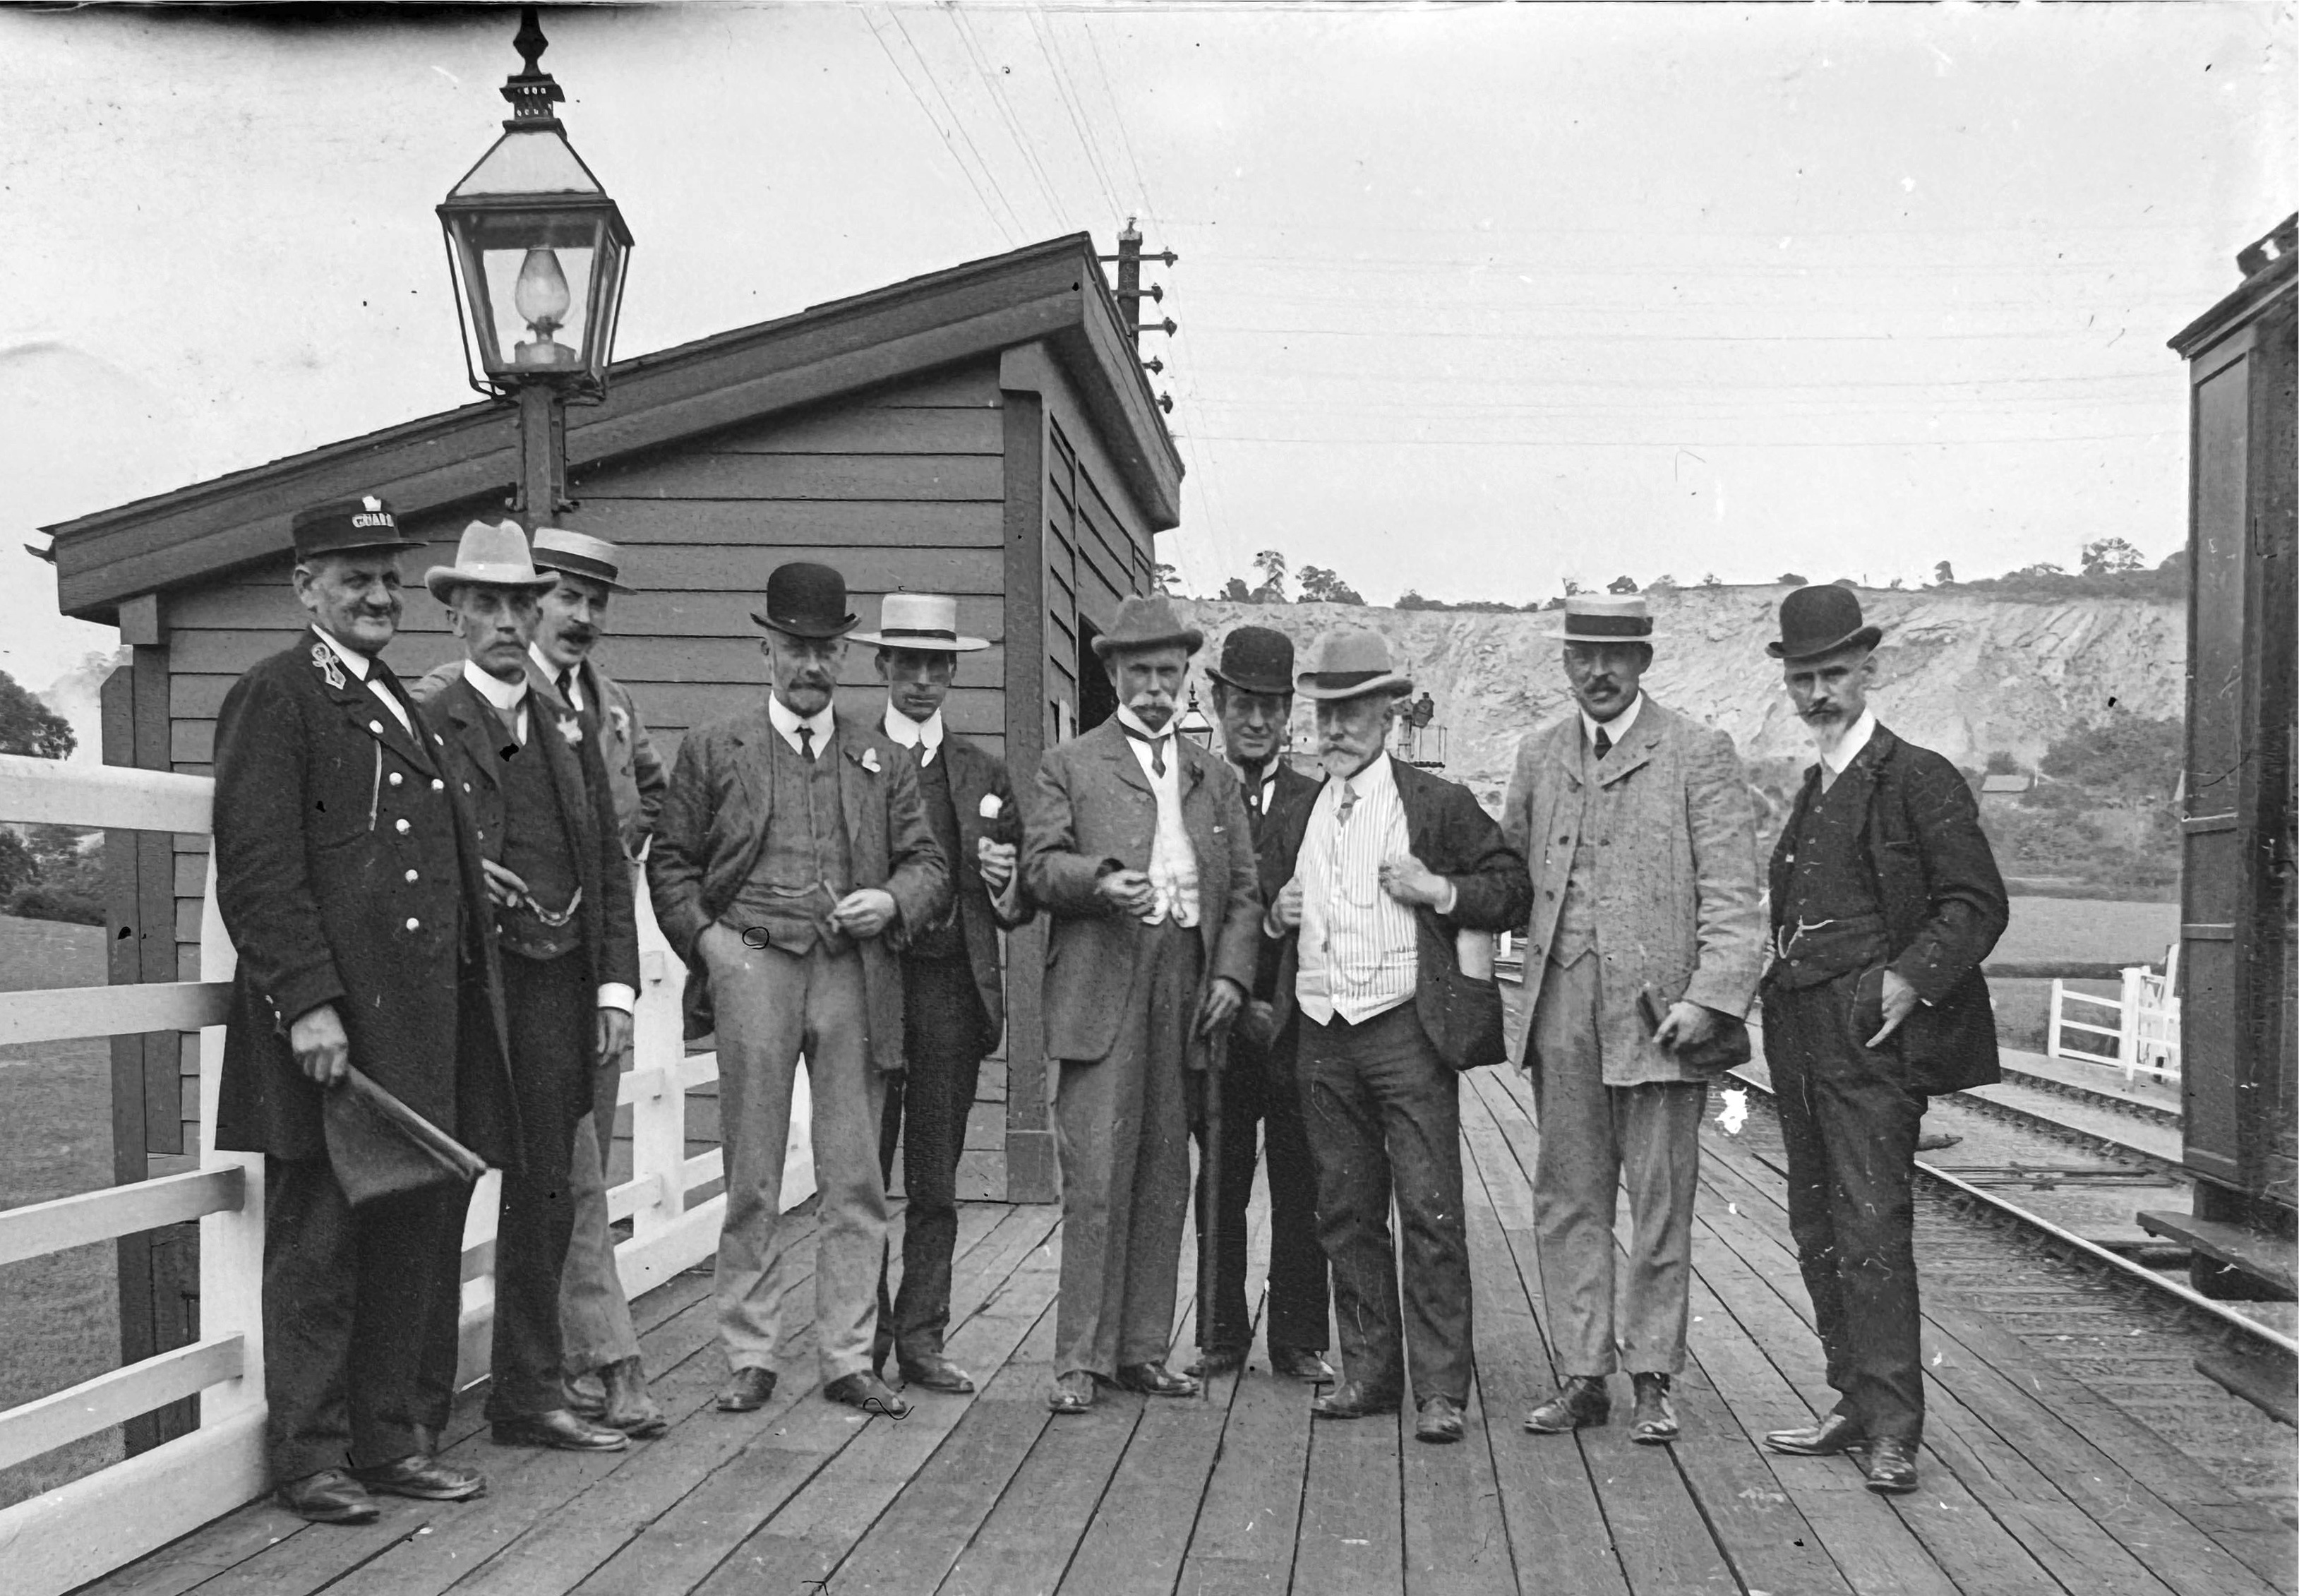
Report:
0,752,799,1596
2048,944,2183,1086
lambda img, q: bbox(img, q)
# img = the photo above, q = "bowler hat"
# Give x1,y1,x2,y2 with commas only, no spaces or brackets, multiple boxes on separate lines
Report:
851,592,988,652
1296,629,1413,702
423,520,560,602
1205,625,1295,697
1769,584,1883,661
291,494,425,560
1091,594,1203,659
752,562,858,640
1542,593,1664,644
529,526,635,594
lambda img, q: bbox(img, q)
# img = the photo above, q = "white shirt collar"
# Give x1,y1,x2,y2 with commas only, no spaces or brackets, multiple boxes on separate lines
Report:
1580,691,1643,748
1816,707,1878,775
1115,704,1172,742
768,692,836,756
529,642,584,704
462,658,529,712
883,703,944,755
312,625,373,681
1331,749,1396,803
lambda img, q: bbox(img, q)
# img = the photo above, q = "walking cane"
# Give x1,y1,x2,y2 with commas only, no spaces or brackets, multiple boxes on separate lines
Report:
1199,1022,1228,1399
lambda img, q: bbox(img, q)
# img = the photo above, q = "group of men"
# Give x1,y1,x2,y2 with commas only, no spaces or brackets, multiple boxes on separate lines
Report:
215,493,2004,1523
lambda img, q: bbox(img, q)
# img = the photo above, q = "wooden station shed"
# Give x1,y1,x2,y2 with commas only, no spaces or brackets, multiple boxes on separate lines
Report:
44,236,1180,1290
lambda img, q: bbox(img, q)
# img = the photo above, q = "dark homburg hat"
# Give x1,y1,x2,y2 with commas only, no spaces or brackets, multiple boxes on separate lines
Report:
1090,594,1203,659
289,494,425,560
1204,625,1296,697
1769,583,1884,662
752,561,859,640
529,526,636,593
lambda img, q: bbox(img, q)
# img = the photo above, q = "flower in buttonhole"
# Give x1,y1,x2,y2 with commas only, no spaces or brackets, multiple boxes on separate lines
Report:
1716,1088,1748,1136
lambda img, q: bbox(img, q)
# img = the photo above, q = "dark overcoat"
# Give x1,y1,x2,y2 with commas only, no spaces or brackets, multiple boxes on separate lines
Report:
647,707,950,1072
932,731,1036,1055
1023,719,1262,1069
212,629,516,1165
1249,762,1325,1007
1767,722,2010,1095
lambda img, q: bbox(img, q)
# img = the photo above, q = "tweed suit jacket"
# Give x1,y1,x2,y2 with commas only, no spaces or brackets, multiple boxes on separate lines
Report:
1501,697,1764,1086
1024,718,1261,1068
647,704,950,1072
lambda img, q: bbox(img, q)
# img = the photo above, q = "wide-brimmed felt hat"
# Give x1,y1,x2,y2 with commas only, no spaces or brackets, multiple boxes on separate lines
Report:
1205,625,1295,697
1091,594,1203,659
1769,583,1883,661
423,520,559,602
291,494,425,560
752,561,859,640
529,526,635,594
1542,594,1664,644
1296,628,1413,702
851,592,988,652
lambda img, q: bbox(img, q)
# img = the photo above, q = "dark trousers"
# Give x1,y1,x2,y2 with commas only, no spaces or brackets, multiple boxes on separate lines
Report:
418,950,592,1425
1763,973,1926,1445
263,1157,467,1480
1300,1001,1471,1407
875,954,990,1369
1189,1021,1330,1353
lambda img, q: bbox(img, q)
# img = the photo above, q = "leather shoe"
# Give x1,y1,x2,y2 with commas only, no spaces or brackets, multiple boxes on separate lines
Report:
1863,1436,1920,1494
1524,1375,1610,1434
1311,1381,1401,1420
349,1454,486,1501
1184,1345,1246,1379
1116,1362,1199,1398
897,1354,976,1395
1763,1411,1868,1457
563,1369,608,1420
491,1408,628,1451
1048,1371,1096,1413
825,1372,913,1419
716,1367,779,1412
1416,1396,1465,1444
1269,1346,1336,1384
599,1357,668,1437
1628,1374,1679,1445
277,1468,378,1525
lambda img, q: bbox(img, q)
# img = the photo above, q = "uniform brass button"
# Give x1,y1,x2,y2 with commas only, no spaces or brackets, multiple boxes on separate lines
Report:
369,721,383,735
462,782,472,793
405,917,421,932
395,818,411,834
432,779,445,791
388,772,403,787
405,870,419,884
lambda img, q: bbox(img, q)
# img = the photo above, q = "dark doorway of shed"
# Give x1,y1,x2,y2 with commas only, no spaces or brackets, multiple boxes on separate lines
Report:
1076,614,1118,732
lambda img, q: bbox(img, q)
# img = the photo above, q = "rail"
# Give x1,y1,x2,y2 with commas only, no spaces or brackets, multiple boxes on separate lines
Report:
0,751,786,1596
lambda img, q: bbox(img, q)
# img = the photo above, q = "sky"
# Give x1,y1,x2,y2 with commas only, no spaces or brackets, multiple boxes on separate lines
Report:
2,1,2291,690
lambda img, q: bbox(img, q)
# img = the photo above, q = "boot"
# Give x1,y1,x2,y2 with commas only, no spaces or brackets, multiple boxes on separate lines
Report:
599,1355,668,1437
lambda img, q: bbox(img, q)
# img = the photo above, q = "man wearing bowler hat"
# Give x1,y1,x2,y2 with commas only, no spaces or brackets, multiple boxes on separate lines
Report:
409,520,640,1455
855,591,1033,1394
649,562,948,1419
1024,595,1261,1414
1266,630,1527,1444
212,496,515,1521
1756,585,2006,1494
1501,594,1763,1444
1190,625,1333,1384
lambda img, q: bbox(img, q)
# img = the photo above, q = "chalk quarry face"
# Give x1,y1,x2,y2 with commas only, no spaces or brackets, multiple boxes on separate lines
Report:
1177,587,2183,815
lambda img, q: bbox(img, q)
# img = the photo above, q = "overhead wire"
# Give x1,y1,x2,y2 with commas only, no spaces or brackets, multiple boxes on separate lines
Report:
944,3,1069,232
882,6,1028,242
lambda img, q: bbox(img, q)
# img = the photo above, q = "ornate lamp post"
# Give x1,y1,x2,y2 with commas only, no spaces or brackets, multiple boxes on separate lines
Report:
1176,685,1215,750
438,6,633,520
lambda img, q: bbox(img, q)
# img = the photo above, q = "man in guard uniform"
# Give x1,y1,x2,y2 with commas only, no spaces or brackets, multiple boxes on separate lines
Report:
1024,595,1261,1415
649,562,948,1420
1756,586,2007,1495
856,592,1031,1395
212,496,513,1523
410,520,639,1454
1191,625,1333,1384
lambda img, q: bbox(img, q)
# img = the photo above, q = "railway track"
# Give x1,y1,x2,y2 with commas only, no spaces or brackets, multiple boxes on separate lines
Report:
1717,1062,2299,1520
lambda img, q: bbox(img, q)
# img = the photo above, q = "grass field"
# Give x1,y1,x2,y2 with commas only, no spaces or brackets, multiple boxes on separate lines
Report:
1992,896,2182,969
0,914,124,1508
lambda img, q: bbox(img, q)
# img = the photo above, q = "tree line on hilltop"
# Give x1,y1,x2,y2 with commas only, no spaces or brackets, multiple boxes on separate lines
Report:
0,670,103,926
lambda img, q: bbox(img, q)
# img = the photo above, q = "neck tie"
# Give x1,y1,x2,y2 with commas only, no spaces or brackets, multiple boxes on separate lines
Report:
798,725,815,762
558,668,577,705
1122,722,1169,778
1335,780,1359,827
1593,724,1613,760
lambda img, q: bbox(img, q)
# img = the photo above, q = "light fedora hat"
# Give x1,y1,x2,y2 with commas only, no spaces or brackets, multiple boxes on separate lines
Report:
529,525,635,593
424,519,562,603
1542,592,1666,644
1296,628,1414,702
851,592,989,653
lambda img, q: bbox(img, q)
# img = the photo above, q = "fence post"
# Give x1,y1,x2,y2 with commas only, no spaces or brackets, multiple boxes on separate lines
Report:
2116,966,2145,1088
628,874,686,1244
193,853,265,1433
2047,979,2065,1060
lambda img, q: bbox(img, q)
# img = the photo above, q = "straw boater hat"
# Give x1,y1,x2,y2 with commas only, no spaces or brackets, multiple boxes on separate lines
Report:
851,592,989,653
423,520,559,602
750,562,859,639
1204,625,1295,697
1090,594,1203,659
529,526,635,593
1295,629,1414,702
1542,593,1664,644
1767,584,1884,662
289,494,425,560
